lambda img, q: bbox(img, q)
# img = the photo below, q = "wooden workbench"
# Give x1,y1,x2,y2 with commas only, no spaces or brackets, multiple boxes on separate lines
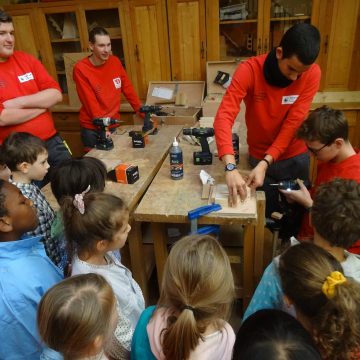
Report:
133,140,266,309
43,124,183,302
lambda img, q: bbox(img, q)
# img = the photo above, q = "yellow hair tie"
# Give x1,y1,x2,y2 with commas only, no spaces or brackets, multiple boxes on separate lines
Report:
322,271,347,299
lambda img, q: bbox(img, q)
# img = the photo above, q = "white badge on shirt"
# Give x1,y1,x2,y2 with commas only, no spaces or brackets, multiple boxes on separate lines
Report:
18,72,34,83
113,77,122,89
282,95,299,105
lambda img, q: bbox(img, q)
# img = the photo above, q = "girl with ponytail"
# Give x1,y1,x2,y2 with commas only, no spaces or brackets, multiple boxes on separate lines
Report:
131,234,235,360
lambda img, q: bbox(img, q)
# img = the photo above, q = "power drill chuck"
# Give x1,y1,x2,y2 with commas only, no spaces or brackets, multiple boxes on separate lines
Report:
139,105,163,114
183,127,214,137
92,117,120,127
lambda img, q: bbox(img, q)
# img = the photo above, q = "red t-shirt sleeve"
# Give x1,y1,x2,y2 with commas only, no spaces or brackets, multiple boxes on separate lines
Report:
266,65,321,160
214,62,252,159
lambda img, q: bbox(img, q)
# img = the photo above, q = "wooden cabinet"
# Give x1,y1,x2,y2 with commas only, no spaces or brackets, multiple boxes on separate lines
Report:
314,0,360,91
167,0,206,80
127,0,171,98
207,0,316,60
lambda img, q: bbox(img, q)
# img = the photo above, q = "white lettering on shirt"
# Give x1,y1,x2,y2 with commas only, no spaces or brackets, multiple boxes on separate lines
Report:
18,72,34,83
282,95,299,105
113,77,122,89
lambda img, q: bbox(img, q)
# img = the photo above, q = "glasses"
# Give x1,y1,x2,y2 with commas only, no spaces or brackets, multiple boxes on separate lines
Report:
306,142,331,156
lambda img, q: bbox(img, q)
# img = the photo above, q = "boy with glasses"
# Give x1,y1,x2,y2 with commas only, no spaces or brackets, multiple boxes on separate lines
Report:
281,105,360,253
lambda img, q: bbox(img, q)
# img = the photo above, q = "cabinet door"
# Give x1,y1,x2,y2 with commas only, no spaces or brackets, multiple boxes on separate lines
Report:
127,0,171,98
11,10,40,60
206,0,264,61
167,0,206,80
316,0,359,90
37,6,83,98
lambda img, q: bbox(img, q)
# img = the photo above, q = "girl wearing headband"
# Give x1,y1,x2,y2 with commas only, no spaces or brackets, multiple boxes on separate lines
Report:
61,192,144,359
131,235,235,360
279,242,360,360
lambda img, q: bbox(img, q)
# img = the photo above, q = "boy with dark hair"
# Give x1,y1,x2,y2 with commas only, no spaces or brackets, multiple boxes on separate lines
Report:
2,132,58,265
243,178,360,321
0,180,62,359
0,146,11,181
281,105,360,252
214,22,321,241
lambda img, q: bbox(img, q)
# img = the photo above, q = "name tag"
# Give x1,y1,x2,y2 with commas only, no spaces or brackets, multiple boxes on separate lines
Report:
18,72,34,83
282,95,299,105
113,77,122,89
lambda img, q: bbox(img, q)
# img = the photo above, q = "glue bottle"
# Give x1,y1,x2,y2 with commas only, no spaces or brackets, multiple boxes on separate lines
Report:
170,137,183,180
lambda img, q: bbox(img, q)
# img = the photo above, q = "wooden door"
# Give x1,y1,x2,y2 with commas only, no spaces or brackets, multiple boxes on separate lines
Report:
127,0,171,99
11,11,40,60
316,0,360,90
167,0,206,80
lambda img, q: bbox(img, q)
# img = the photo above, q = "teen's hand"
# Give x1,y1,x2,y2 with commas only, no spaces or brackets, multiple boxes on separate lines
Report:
226,170,247,206
279,179,313,208
246,161,267,188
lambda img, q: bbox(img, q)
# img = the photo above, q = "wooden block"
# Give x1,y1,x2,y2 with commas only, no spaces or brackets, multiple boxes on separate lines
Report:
210,184,256,216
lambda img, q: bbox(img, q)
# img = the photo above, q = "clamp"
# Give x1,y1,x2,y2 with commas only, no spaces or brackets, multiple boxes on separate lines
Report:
188,203,222,235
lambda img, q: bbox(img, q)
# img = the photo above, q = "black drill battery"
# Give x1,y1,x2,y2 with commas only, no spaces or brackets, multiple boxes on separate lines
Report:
232,133,239,164
131,131,145,148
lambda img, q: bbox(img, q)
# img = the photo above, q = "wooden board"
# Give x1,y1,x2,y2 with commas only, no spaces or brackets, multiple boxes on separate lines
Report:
210,184,256,215
63,52,90,108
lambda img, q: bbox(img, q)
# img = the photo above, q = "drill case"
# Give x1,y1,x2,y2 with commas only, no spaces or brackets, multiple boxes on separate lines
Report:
134,81,205,126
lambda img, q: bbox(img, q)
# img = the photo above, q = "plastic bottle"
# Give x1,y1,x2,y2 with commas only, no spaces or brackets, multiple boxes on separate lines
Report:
170,137,183,180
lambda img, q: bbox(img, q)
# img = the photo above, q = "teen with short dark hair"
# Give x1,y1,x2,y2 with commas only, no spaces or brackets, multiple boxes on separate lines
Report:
2,132,58,265
214,22,321,241
73,26,142,151
282,105,360,253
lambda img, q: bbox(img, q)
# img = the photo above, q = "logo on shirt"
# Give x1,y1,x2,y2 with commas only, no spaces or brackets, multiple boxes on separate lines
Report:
18,72,34,83
113,77,122,89
282,95,299,105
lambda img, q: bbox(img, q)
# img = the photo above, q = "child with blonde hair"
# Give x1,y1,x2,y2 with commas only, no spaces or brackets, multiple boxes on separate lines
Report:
131,234,235,360
279,242,360,360
38,273,117,360
61,192,145,359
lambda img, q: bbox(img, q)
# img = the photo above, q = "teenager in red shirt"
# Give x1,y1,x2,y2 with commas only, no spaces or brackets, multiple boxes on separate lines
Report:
214,23,321,240
0,11,71,186
73,27,142,152
281,106,360,254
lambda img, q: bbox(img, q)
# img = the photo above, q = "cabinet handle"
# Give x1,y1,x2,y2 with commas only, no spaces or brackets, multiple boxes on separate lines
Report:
263,38,268,53
257,38,262,54
134,45,140,61
201,41,205,59
324,35,329,54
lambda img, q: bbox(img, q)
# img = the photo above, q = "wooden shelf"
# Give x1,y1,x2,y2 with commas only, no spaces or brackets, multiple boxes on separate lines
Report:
51,38,81,43
270,15,311,21
220,19,258,25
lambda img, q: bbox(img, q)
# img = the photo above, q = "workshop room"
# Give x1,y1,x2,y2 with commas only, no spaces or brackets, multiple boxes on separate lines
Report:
0,0,359,359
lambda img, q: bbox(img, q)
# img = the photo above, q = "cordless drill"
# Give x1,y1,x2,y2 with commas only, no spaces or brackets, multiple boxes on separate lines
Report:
92,117,121,151
183,127,215,165
139,105,162,135
270,179,312,191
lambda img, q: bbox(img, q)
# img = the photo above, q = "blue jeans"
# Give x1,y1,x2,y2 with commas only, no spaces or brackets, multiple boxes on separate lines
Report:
249,152,310,240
